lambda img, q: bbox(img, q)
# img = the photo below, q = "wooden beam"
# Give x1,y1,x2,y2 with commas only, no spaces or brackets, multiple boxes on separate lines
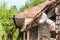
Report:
38,27,41,40
23,32,26,40
27,31,30,40
47,2,60,19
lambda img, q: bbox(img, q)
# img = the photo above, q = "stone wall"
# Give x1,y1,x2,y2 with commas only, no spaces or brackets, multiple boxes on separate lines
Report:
56,15,60,30
56,15,60,40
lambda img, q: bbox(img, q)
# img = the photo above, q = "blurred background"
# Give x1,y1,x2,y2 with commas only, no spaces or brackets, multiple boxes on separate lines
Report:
0,0,45,40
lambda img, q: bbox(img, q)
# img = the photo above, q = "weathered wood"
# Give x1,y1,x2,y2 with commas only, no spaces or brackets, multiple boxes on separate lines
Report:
56,31,60,40
27,31,29,40
37,23,51,40
51,31,56,38
14,18,25,27
46,2,60,19
55,4,60,15
38,27,41,40
29,27,38,40
23,32,26,40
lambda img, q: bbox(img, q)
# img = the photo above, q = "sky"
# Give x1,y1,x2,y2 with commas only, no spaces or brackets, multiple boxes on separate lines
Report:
0,0,27,10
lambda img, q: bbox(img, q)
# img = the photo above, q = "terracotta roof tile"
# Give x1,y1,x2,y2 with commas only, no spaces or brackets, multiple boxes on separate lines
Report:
15,3,47,18
14,1,56,18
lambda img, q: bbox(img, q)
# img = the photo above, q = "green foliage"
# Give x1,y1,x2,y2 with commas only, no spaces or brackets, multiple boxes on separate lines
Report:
20,1,32,11
0,3,18,40
0,3,17,31
30,0,45,6
13,29,19,40
20,0,46,11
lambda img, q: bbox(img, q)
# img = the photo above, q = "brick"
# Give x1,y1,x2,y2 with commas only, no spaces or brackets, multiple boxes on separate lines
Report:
42,37,50,40
56,30,59,33
59,16,60,20
56,25,59,29
56,16,59,20
56,20,60,25
58,25,60,29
